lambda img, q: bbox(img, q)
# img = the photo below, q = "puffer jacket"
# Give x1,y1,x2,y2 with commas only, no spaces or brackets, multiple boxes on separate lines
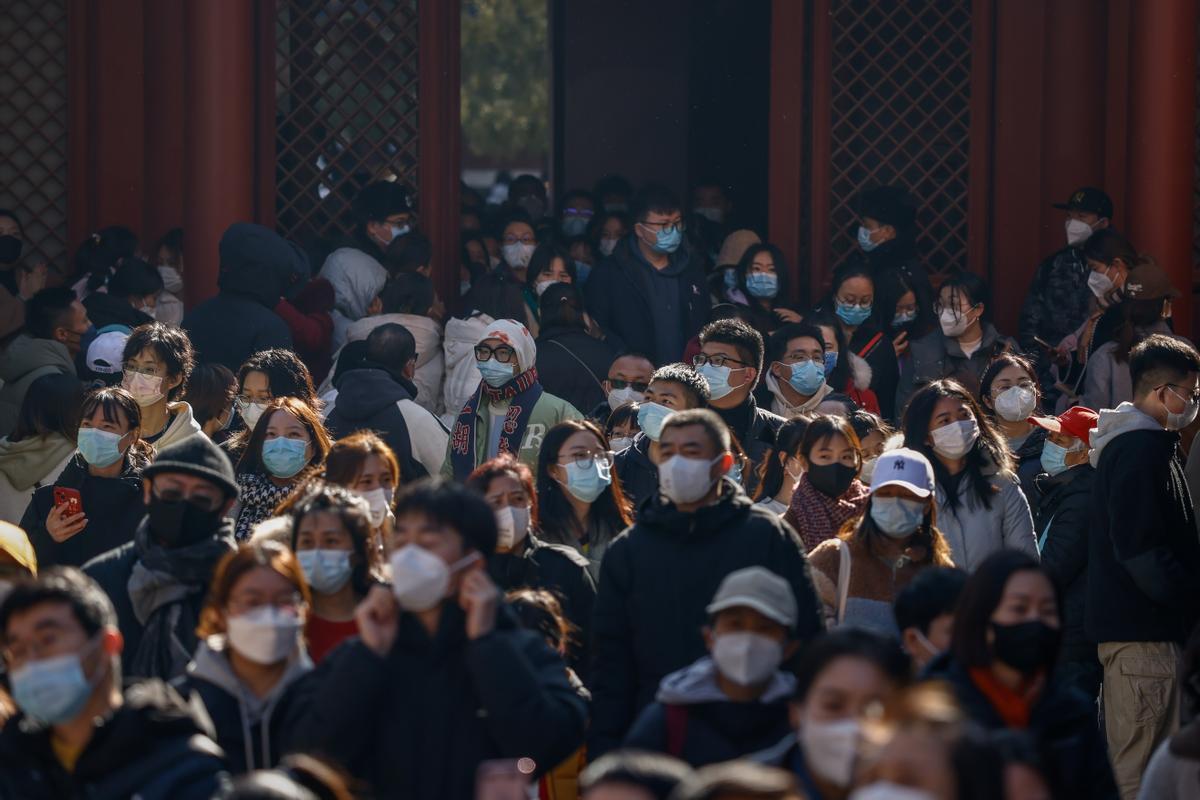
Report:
898,323,1019,414
0,335,76,437
1011,425,1049,520
0,432,74,524
1035,464,1096,665
1019,245,1091,386
334,312,447,416
1081,321,1182,412
440,386,582,479
933,455,1037,571
320,246,389,350
440,313,494,427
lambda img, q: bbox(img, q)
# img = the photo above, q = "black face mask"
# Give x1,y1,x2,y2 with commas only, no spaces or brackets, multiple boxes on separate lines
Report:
0,235,20,265
807,462,859,498
148,494,224,548
991,620,1061,675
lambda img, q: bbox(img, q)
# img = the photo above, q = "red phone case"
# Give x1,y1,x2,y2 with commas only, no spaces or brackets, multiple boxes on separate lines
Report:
54,487,82,516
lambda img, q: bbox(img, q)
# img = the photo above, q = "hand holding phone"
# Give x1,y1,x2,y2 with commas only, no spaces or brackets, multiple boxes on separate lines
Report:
48,488,87,543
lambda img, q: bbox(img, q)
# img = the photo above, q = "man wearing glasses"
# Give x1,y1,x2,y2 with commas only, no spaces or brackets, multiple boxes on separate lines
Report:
84,435,238,682
584,184,711,365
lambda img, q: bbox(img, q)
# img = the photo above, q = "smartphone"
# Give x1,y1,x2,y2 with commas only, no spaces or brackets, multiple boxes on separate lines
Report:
476,759,534,800
53,487,83,517
1032,336,1056,352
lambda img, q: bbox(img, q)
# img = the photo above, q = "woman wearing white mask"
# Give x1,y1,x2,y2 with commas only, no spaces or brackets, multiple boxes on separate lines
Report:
228,349,320,458
754,629,911,800
603,400,642,455
287,483,379,663
535,420,632,580
808,449,955,636
153,227,185,326
902,380,1036,572
467,454,596,675
322,431,399,554
979,354,1046,516
753,417,812,517
119,322,202,450
500,214,538,283
21,387,151,569
522,242,577,336
179,540,316,774
898,271,1019,416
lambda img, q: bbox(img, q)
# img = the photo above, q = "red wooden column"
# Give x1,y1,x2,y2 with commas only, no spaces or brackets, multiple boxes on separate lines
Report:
142,0,186,249
1124,0,1197,337
419,0,462,313
767,0,805,304
182,0,257,308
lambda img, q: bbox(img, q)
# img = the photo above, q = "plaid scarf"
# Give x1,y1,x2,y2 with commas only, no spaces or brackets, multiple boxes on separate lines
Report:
784,474,870,552
450,368,543,479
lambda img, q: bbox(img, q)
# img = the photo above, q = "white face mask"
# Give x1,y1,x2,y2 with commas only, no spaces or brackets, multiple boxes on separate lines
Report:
535,279,556,297
599,237,619,257
859,455,879,484
929,418,980,459
849,783,937,800
357,487,394,528
994,385,1036,422
1065,218,1093,246
494,505,531,551
226,606,302,665
240,400,268,430
1087,268,1114,299
800,717,861,787
609,435,633,452
1163,386,1200,431
607,385,642,411
157,264,184,294
711,632,784,686
938,308,972,338
502,242,536,269
658,454,725,506
389,544,480,612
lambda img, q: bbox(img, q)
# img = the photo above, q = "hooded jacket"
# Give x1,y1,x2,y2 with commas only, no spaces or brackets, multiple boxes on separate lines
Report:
0,679,229,800
623,656,795,767
439,386,582,478
0,432,74,524
289,603,587,800
320,246,390,350
898,323,1019,416
613,432,659,510
589,481,823,757
0,335,76,437
175,637,317,774
152,402,205,453
933,454,1037,572
82,291,154,330
324,366,448,481
535,324,616,418
21,451,148,569
1035,463,1096,664
441,313,495,426
1085,403,1200,644
1081,321,1182,412
335,312,447,416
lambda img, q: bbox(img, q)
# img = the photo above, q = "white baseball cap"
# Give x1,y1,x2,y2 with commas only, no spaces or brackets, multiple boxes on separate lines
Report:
869,447,935,498
86,330,129,375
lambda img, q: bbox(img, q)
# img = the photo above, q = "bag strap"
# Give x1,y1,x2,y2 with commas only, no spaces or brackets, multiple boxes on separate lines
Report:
857,332,884,360
547,339,607,394
835,538,852,626
665,704,688,757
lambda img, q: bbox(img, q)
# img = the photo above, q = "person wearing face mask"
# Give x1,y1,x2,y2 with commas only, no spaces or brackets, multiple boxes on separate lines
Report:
763,324,836,417
591,351,655,426
822,266,900,420
892,567,968,673
978,355,1046,516
847,410,899,486
22,388,152,569
320,431,400,552
228,348,321,457
285,484,380,664
290,479,586,799
182,363,238,440
1085,335,1200,798
696,319,786,494
623,567,801,767
899,270,1020,415
508,173,550,223
591,209,632,263
735,244,804,337
500,213,540,283
559,188,597,239
536,282,618,415
927,551,1118,800
902,380,1036,571
0,567,229,798
710,228,761,305
590,409,823,757
176,541,318,774
614,363,711,510
753,629,911,800
808,448,955,636
1018,188,1112,399
152,227,185,326
234,398,332,541
753,417,812,517
849,186,935,309
874,266,935,364
605,400,641,453
443,319,581,479
0,288,86,438
82,434,239,682
468,455,596,675
584,184,711,366
120,322,204,450
783,416,871,553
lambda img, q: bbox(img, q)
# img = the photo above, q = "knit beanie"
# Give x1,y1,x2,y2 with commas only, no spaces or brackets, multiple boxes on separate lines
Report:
143,434,239,499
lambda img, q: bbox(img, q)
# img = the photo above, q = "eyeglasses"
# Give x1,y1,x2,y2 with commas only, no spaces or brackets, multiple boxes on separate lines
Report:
502,234,536,246
933,302,979,316
226,594,304,618
559,451,615,470
475,344,517,363
639,220,685,234
123,364,160,378
693,353,747,369
1162,384,1200,401
237,394,272,406
609,379,649,392
994,380,1036,393
563,207,594,218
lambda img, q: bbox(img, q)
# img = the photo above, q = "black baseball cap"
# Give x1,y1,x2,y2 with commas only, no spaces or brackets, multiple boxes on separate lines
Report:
1053,187,1113,219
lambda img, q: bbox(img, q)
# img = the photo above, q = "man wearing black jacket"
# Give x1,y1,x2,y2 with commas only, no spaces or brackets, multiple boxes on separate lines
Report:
0,568,228,799
590,409,822,757
1086,335,1200,799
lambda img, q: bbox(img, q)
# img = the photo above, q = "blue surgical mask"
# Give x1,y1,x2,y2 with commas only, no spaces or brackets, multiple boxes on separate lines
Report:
652,226,682,254
477,358,516,388
562,460,612,503
836,302,873,327
638,402,674,441
77,427,126,468
390,224,410,242
723,268,738,290
870,496,927,538
787,360,825,395
562,216,588,237
11,642,99,724
745,273,779,299
297,549,353,594
261,436,310,479
727,461,744,485
893,310,917,327
857,225,880,252
697,363,741,401
1040,441,1073,477
824,351,839,375
574,260,592,284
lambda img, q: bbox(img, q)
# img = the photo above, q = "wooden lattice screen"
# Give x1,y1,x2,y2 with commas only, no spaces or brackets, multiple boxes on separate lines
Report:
0,0,68,268
827,0,973,279
273,0,420,244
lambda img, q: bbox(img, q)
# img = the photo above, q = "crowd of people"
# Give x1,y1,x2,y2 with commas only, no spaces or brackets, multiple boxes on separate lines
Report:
0,174,1196,800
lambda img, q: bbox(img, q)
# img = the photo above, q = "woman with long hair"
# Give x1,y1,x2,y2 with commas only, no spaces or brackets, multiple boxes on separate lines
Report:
902,380,1036,571
733,243,803,336
536,419,632,579
228,348,320,454
753,416,812,516
783,415,870,552
821,264,900,419
322,431,400,554
0,373,83,523
978,354,1046,516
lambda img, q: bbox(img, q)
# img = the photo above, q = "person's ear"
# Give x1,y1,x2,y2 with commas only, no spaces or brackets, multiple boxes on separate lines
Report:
101,627,124,658
880,224,897,243
901,627,922,657
368,296,383,316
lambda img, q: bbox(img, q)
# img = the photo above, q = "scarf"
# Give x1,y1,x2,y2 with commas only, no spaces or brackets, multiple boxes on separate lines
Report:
784,474,870,552
235,472,301,541
968,666,1039,729
126,519,236,680
449,367,543,478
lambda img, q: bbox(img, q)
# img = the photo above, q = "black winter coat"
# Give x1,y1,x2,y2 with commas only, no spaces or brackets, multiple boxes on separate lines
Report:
928,655,1118,800
289,603,587,800
21,452,147,569
1035,464,1095,664
489,534,598,676
1012,426,1048,520
712,395,785,495
1086,429,1200,644
589,481,823,756
535,325,616,418
847,321,900,421
613,433,659,510
1018,246,1090,385
0,680,228,800
82,291,155,331
183,293,292,374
